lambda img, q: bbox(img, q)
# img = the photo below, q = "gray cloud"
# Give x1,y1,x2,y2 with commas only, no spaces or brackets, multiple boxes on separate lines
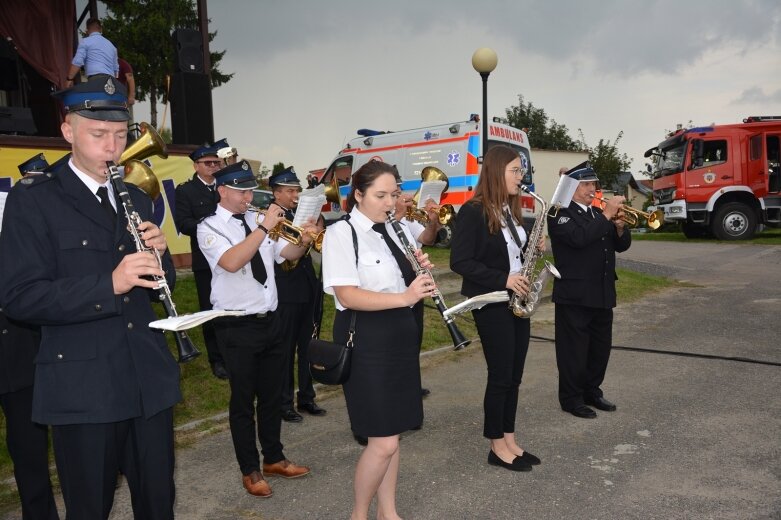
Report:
732,86,781,104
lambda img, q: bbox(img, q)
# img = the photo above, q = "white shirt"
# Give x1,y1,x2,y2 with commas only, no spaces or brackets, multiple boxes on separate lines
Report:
197,205,286,314
394,218,425,249
70,159,116,211
322,207,408,311
500,206,528,274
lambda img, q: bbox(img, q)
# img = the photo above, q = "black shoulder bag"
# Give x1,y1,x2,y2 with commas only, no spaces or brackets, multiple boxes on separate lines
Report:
308,220,357,385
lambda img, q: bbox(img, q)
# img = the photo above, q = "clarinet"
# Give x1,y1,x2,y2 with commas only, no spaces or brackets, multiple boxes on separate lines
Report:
106,161,201,363
385,211,471,351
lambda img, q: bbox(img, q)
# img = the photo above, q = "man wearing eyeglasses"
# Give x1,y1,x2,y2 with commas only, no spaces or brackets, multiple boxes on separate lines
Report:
174,139,233,380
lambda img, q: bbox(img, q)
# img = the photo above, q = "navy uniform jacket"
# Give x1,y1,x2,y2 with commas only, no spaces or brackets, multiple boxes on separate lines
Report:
0,165,181,425
451,201,526,298
0,310,39,395
174,174,218,272
547,202,631,309
274,207,319,304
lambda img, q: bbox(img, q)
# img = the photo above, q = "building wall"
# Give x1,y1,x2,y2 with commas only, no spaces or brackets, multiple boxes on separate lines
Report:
530,149,590,207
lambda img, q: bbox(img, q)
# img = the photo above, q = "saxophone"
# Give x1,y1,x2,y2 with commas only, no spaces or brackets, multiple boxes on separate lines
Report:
509,185,561,318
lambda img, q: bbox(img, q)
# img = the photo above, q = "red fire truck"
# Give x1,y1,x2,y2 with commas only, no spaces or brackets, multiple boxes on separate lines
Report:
646,116,781,239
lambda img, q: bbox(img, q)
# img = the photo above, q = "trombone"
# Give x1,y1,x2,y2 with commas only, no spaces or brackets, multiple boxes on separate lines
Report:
593,197,665,230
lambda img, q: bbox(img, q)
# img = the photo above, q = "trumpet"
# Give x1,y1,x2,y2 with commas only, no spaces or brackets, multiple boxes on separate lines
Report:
405,204,455,226
246,205,324,252
592,197,665,230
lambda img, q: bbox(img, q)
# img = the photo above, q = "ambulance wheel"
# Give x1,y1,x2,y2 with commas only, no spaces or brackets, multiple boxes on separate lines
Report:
436,223,453,248
711,202,757,240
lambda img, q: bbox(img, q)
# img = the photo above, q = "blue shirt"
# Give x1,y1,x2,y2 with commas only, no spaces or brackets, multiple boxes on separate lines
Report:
72,32,118,77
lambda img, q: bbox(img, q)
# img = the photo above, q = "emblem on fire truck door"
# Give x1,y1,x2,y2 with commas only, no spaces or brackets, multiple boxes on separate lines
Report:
703,171,716,184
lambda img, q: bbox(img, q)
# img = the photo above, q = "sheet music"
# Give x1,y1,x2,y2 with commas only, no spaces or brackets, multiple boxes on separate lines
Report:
442,291,510,319
0,191,8,233
293,183,326,227
417,180,447,208
149,309,245,332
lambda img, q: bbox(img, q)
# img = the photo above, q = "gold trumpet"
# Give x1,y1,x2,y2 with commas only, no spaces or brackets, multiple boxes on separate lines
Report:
406,166,455,225
593,197,665,230
245,204,324,252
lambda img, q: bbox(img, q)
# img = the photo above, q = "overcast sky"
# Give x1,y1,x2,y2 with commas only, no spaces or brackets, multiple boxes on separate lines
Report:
134,0,781,179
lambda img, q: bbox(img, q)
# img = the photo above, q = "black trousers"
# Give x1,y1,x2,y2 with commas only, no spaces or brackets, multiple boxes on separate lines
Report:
277,300,316,409
472,302,530,439
554,303,613,409
51,407,175,520
213,314,286,475
0,386,59,520
193,268,223,365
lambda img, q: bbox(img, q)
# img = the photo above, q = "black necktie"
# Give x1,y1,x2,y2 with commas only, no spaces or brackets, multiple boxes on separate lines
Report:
372,223,416,286
232,214,267,284
588,206,595,219
96,186,116,226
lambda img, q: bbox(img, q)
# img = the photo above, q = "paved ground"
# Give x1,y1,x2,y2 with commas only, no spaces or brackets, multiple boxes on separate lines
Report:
7,240,781,519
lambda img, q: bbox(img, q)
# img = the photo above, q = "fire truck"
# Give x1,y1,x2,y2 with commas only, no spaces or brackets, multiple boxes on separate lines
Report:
318,115,535,244
646,116,781,240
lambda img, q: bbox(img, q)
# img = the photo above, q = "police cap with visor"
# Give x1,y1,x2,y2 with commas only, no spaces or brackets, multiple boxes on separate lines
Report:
52,74,129,122
214,160,258,190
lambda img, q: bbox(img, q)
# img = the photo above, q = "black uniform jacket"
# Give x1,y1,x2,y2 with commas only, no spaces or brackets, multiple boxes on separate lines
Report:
0,310,39,395
0,166,181,425
274,254,319,304
547,201,631,309
174,173,218,272
451,201,520,298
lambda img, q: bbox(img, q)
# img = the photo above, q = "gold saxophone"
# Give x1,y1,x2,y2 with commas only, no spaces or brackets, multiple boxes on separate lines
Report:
509,186,561,318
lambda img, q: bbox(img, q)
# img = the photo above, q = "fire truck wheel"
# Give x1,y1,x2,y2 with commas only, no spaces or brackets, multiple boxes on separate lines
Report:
711,202,757,240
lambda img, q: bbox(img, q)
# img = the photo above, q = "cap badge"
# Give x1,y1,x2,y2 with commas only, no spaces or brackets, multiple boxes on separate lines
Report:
241,162,249,170
104,77,116,95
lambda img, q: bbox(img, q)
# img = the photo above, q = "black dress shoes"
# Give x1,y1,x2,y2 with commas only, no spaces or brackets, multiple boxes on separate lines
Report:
210,361,229,380
585,396,617,411
563,404,597,419
519,451,541,465
353,433,368,446
281,409,303,423
487,450,532,472
298,402,327,416
421,387,431,397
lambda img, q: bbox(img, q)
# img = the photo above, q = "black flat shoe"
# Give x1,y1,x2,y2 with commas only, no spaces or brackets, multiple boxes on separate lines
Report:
519,451,541,465
584,396,617,412
298,402,327,416
210,361,229,380
487,450,532,472
421,387,431,397
281,409,303,423
562,404,597,419
353,433,368,446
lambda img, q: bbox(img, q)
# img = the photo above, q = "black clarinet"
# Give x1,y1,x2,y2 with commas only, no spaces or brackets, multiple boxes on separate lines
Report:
385,211,471,351
106,161,200,363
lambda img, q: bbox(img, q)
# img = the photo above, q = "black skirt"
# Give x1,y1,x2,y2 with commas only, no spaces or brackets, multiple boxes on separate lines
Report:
334,307,423,437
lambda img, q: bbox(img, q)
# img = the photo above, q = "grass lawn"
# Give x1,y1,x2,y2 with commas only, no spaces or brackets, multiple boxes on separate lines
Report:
0,245,683,511
632,226,781,244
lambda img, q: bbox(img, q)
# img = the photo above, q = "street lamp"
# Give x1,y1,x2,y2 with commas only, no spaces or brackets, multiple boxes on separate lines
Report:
472,47,498,158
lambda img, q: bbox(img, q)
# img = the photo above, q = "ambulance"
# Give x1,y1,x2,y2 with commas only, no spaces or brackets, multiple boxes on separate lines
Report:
318,114,535,244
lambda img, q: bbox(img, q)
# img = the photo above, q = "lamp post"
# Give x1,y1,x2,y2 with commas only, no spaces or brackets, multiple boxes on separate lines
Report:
472,48,498,159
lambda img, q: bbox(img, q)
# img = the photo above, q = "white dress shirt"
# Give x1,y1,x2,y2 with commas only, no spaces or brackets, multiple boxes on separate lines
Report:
197,205,286,314
70,159,117,211
500,205,528,274
322,207,408,311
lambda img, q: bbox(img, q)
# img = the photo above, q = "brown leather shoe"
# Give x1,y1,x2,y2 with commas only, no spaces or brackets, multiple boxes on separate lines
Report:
242,471,272,497
262,459,311,479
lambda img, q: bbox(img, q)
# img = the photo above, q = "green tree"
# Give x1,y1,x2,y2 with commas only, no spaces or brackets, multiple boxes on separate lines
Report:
272,162,287,175
579,130,632,193
102,0,233,128
504,95,583,151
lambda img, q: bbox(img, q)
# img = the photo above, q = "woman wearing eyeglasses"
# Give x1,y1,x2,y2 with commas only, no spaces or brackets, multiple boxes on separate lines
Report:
450,144,542,472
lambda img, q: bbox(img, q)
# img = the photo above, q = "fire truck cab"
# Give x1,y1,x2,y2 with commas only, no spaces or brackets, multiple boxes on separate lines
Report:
318,115,535,244
647,116,781,240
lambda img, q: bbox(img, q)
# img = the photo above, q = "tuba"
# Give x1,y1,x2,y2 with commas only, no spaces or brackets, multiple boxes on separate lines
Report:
119,122,168,200
509,186,561,318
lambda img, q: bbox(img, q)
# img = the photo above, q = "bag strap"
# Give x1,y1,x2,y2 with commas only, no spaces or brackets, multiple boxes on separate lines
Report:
312,215,358,341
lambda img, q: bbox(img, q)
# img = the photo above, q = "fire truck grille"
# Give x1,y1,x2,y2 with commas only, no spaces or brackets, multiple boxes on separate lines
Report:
654,187,676,205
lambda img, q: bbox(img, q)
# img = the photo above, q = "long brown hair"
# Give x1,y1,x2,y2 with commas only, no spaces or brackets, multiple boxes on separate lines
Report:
470,145,523,234
346,160,400,211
